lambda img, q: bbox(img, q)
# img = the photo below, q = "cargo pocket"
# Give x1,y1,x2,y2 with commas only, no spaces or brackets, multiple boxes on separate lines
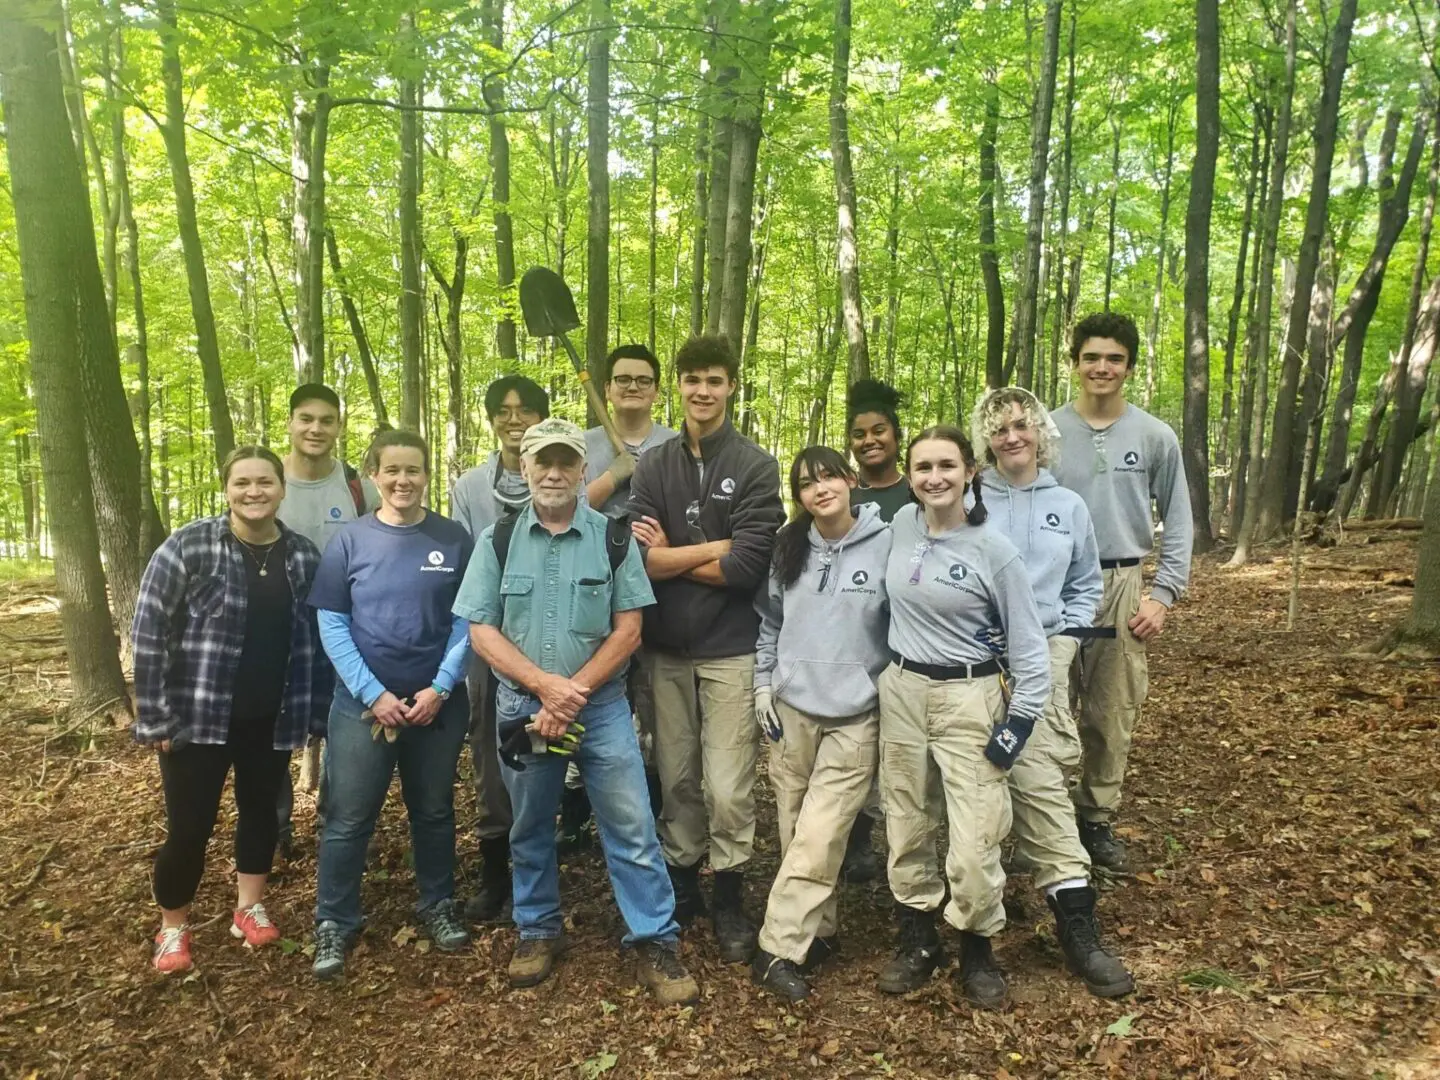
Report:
499,574,535,639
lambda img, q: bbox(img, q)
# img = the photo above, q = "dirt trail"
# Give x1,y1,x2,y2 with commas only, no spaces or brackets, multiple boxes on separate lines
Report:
0,531,1437,1079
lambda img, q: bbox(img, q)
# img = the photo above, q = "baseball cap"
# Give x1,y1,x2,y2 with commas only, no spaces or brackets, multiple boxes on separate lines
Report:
519,417,587,460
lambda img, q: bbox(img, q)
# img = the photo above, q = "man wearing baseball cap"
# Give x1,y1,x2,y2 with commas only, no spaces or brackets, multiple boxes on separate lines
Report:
452,418,698,1005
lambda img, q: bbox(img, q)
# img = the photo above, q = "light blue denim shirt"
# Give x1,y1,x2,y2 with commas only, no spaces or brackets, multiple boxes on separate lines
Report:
452,502,655,688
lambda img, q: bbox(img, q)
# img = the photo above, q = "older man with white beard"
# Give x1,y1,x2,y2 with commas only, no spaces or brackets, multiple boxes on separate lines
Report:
452,418,698,1005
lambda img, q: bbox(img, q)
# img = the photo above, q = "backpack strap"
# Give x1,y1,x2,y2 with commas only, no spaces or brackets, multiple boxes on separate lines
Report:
342,462,366,516
604,516,629,574
492,511,521,575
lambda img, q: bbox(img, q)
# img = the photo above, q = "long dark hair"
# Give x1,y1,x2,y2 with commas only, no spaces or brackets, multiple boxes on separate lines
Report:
905,425,987,526
772,446,856,589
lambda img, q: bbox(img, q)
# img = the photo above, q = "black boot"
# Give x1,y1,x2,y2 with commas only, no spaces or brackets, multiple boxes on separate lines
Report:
958,931,1008,1010
841,812,881,884
799,935,840,977
751,950,810,1002
1077,818,1131,872
1048,885,1135,998
876,906,943,994
464,836,512,923
557,785,594,855
667,861,707,927
711,870,758,963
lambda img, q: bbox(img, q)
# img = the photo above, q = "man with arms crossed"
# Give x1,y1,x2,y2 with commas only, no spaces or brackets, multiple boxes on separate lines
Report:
628,335,784,963
1050,313,1193,871
275,383,379,857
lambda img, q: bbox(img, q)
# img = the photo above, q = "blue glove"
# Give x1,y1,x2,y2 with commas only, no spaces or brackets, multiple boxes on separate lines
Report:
984,714,1037,770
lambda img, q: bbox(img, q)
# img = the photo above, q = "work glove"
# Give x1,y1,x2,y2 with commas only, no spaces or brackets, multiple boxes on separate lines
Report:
755,688,782,742
607,448,637,485
498,717,587,771
984,713,1037,770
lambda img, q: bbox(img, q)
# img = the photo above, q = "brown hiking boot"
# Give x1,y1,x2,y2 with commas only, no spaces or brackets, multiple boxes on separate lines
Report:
508,932,569,988
635,941,699,1006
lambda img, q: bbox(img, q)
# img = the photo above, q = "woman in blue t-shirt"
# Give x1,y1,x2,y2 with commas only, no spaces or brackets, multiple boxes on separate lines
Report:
307,430,474,981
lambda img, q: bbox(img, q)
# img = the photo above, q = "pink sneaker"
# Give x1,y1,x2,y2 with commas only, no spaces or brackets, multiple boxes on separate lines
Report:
231,903,280,948
153,926,193,973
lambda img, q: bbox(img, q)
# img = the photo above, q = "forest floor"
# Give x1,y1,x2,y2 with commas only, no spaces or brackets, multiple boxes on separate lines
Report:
0,525,1437,1080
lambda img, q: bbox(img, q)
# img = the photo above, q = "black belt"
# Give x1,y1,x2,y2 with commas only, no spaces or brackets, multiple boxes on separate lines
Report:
892,655,1002,681
1100,557,1142,569
1060,626,1118,639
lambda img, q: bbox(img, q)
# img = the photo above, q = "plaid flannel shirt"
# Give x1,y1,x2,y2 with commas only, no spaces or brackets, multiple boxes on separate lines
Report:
131,516,334,750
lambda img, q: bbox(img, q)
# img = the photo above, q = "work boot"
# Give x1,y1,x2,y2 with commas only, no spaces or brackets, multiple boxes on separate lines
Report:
667,861,707,927
557,785,594,855
464,836,512,923
1077,818,1131,872
636,941,700,1005
799,935,840,977
841,812,882,884
420,898,472,952
508,932,569,988
1047,885,1135,998
711,870,758,963
958,931,1008,1010
751,950,810,1002
876,906,943,994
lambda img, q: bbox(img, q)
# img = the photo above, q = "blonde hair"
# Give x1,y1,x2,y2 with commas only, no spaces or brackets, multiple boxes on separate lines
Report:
971,387,1057,469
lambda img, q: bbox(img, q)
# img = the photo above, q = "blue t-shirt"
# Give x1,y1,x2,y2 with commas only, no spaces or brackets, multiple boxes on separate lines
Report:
308,512,473,698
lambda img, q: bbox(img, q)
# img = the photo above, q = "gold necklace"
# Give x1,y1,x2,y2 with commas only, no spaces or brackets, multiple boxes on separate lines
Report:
233,533,280,577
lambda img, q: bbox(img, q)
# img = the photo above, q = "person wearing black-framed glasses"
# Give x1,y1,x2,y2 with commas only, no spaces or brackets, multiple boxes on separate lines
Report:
583,345,677,518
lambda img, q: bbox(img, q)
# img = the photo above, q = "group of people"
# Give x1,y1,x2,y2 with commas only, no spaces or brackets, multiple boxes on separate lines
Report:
132,310,1192,1012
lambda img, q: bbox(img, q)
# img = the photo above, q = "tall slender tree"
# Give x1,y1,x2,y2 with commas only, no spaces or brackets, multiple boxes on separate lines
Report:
830,0,869,384
586,0,611,420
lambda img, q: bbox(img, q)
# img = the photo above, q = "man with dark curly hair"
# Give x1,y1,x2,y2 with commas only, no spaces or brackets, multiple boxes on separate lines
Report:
627,335,785,963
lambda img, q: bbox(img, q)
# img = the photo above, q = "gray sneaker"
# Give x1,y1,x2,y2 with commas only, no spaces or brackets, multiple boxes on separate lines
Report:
421,899,471,952
312,920,350,981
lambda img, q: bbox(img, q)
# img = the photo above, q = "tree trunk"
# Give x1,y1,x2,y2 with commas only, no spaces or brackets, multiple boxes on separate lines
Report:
830,0,869,385
980,79,1005,389
690,106,710,337
585,0,611,420
1230,0,1298,565
1,15,129,717
883,164,902,379
1145,97,1178,411
1290,236,1336,518
429,233,467,487
481,0,518,360
1008,0,1062,391
1252,0,1357,541
1045,0,1078,407
326,229,389,426
1182,0,1219,553
1379,274,1440,514
1218,113,1263,516
1315,114,1431,512
1402,423,1440,646
292,60,330,384
397,13,423,431
649,94,660,355
719,47,767,355
703,6,736,336
156,0,235,463
1103,112,1121,312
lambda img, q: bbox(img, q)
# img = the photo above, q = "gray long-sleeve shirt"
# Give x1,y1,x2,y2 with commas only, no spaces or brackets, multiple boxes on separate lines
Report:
884,504,1050,723
1049,403,1193,606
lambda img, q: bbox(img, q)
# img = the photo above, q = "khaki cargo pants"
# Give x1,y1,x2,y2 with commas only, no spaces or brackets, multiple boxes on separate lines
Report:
878,663,1011,938
650,652,758,872
757,702,878,964
1008,635,1091,887
1074,564,1149,825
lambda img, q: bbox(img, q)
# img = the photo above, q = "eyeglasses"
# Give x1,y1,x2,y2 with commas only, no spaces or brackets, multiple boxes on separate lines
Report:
494,407,540,423
612,375,656,390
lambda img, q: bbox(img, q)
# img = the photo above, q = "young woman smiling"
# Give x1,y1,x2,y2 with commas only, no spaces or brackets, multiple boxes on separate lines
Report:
750,448,892,1002
876,426,1050,1009
132,446,332,974
307,430,475,980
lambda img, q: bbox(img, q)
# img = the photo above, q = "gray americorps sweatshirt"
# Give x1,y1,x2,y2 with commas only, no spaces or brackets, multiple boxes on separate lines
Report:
754,502,892,720
885,503,1050,722
980,467,1102,636
1049,402,1193,606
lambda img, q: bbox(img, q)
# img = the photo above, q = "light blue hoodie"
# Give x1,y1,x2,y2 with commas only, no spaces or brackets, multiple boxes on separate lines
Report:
754,502,892,720
980,467,1102,635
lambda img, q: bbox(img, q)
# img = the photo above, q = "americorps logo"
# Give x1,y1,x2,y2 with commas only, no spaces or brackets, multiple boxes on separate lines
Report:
851,570,869,586
329,506,343,520
1124,451,1140,466
1045,513,1061,527
948,563,968,581
720,477,736,495
421,549,455,573
427,550,445,566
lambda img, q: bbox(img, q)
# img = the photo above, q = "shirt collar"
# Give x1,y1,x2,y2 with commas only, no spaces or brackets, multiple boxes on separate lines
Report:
519,501,582,538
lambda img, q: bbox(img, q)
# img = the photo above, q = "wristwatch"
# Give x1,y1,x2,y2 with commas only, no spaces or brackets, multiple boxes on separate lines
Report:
431,683,451,701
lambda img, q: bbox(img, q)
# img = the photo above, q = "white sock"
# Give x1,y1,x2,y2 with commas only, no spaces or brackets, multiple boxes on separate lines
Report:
1044,877,1090,899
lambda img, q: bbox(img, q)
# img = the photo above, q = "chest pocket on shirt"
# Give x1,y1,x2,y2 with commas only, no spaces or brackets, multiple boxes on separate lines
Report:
500,574,535,639
570,575,612,637
186,579,226,621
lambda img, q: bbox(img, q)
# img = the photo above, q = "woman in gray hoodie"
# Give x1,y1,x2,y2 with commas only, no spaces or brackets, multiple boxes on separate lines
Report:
750,447,892,1002
877,425,1050,1010
973,387,1134,999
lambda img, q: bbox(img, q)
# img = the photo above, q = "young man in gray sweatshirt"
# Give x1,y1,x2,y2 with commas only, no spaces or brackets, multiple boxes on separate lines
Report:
1050,313,1193,871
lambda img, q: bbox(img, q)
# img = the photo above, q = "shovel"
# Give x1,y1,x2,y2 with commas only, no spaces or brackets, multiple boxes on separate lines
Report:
519,266,626,454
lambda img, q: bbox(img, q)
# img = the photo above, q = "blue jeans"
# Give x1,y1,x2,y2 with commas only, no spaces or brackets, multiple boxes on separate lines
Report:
497,679,678,945
315,685,468,935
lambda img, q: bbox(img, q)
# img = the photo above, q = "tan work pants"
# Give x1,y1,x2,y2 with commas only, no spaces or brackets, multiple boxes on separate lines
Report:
757,702,878,963
1074,564,1148,824
1008,635,1091,887
878,664,1011,937
650,652,758,871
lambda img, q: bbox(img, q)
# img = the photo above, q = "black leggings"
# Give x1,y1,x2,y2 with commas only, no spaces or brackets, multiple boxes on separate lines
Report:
152,736,291,910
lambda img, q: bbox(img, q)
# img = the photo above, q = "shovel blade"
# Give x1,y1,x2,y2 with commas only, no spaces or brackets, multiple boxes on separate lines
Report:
519,266,581,338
